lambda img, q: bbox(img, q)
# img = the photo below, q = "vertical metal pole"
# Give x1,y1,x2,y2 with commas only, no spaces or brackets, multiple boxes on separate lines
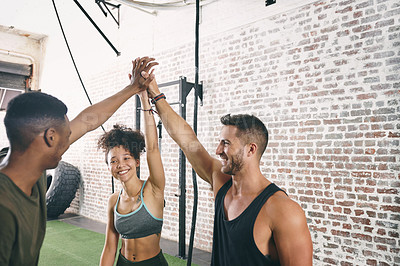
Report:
178,77,187,259
135,95,141,179
157,120,163,152
135,95,141,130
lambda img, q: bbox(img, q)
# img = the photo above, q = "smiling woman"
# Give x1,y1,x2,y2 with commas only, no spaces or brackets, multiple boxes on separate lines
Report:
97,88,167,266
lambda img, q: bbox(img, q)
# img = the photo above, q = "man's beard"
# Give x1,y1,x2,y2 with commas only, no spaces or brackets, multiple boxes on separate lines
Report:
222,149,244,175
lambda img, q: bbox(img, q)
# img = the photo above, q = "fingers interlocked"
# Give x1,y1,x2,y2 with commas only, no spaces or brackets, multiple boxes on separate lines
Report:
131,56,158,90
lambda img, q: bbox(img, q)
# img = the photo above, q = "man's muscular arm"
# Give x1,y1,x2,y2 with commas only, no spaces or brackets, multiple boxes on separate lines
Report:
270,196,313,265
145,75,230,194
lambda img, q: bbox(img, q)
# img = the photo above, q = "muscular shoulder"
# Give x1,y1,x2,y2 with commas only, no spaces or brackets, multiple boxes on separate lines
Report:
265,191,307,230
262,190,313,264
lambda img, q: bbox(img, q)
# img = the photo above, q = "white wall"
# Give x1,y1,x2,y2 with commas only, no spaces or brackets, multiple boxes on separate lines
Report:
1,0,399,264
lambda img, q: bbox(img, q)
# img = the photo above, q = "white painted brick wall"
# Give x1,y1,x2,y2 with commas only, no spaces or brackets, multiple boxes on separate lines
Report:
63,0,399,263
1,0,398,264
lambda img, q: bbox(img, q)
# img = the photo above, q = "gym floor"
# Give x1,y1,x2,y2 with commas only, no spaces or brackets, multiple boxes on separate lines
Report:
52,213,211,266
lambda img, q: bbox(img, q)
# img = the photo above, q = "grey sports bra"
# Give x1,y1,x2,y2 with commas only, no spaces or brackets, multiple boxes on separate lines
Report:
114,180,163,239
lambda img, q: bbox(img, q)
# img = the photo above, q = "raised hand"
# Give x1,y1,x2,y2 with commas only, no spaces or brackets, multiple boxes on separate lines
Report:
140,70,160,99
128,57,158,92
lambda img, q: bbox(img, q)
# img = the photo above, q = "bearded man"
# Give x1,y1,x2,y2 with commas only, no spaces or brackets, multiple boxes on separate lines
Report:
144,73,313,266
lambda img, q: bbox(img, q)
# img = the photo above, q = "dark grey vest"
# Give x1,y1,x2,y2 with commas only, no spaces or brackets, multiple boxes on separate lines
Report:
114,180,163,239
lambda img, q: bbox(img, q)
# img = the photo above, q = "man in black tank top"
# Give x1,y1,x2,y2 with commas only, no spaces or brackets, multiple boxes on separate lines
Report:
146,77,313,265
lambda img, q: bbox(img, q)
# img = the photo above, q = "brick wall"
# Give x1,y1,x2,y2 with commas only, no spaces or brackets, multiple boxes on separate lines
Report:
59,0,398,264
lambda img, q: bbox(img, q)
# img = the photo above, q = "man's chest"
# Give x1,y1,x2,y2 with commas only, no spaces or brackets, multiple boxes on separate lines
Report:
223,192,259,221
221,194,275,257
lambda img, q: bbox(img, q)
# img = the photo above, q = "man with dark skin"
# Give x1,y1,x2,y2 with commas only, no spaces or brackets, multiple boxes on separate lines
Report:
0,57,156,265
143,73,313,265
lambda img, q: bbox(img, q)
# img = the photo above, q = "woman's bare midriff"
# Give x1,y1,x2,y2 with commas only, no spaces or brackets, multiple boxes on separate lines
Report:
120,234,161,262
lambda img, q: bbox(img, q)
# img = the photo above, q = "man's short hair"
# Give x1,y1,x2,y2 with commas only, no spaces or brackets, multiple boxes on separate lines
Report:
220,114,269,158
4,92,68,152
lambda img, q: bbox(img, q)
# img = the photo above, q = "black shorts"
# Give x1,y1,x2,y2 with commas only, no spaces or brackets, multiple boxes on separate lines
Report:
116,249,168,266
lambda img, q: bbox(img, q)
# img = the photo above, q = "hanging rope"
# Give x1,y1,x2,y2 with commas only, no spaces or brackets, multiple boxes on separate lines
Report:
187,0,200,264
51,0,113,192
52,0,100,112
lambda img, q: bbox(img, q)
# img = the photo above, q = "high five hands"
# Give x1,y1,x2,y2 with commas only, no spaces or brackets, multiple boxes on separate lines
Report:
129,57,158,92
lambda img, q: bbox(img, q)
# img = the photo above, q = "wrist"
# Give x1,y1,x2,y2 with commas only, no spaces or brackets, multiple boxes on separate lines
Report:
151,93,166,104
139,96,149,106
148,89,161,99
125,84,141,96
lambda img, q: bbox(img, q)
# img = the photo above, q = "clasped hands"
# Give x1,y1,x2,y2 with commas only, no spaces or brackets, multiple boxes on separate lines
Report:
129,57,160,100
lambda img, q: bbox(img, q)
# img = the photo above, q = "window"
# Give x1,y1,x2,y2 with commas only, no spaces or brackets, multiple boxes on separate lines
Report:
0,61,31,110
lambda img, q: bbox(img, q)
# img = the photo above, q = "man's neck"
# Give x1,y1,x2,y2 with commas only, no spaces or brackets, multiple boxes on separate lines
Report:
0,151,45,196
230,166,270,196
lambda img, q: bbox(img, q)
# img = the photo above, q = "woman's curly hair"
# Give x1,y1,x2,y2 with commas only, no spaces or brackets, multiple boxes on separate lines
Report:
98,124,145,164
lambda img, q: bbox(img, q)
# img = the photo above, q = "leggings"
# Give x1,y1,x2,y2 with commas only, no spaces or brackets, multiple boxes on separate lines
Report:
116,249,168,266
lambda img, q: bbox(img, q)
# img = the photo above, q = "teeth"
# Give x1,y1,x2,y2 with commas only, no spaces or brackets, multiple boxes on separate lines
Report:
119,170,128,175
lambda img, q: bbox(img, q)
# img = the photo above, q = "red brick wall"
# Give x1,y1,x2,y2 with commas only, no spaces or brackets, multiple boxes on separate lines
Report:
62,0,399,264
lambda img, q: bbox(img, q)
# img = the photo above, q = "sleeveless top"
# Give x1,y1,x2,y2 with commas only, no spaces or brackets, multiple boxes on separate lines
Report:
114,180,163,239
211,179,285,266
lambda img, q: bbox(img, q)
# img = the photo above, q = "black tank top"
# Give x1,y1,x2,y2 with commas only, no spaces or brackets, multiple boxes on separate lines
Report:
211,179,284,266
